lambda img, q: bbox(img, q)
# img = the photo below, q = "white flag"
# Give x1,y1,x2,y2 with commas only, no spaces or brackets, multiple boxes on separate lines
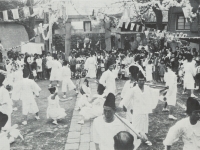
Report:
130,23,135,30
3,11,8,21
11,9,19,19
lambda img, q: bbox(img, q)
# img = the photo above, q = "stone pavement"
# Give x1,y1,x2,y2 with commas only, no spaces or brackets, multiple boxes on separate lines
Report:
65,79,97,150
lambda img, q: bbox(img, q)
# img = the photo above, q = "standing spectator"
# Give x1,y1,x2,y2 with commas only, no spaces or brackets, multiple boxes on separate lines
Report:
36,55,42,80
46,52,52,79
70,55,76,78
158,59,166,83
42,55,47,80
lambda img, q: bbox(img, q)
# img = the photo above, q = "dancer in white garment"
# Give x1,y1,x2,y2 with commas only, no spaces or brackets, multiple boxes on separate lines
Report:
120,66,139,123
183,54,197,98
47,87,67,125
18,68,41,125
163,97,200,150
78,84,105,124
123,72,167,134
49,55,62,87
61,61,77,98
163,64,177,120
0,73,13,130
93,93,146,150
84,52,97,78
99,58,119,96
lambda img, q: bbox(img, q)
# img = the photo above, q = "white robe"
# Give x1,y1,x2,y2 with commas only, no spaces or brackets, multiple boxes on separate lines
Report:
85,56,97,78
120,80,135,122
47,95,66,120
123,85,159,133
0,86,13,129
50,60,62,81
99,69,118,96
36,58,42,72
183,62,196,89
0,133,10,150
18,78,41,115
93,115,141,150
164,70,177,106
164,118,200,150
146,64,153,81
61,66,75,92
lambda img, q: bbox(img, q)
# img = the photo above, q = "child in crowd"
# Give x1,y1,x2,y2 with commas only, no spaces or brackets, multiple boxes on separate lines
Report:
158,60,166,83
61,61,77,98
78,84,105,124
47,87,67,125
146,60,153,82
32,58,37,81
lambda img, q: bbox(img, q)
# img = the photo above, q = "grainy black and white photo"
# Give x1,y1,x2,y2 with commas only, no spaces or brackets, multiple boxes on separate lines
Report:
0,0,200,149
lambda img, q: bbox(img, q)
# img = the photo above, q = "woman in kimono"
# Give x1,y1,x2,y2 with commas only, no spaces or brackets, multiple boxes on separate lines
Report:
84,52,97,78
78,84,105,124
18,68,41,125
47,87,67,125
183,54,197,98
163,63,177,120
120,66,139,123
49,55,62,87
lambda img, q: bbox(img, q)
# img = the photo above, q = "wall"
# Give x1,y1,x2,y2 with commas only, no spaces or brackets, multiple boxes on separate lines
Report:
0,22,29,58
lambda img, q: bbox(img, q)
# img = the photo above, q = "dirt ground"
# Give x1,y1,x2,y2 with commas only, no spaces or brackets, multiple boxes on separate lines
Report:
10,79,192,150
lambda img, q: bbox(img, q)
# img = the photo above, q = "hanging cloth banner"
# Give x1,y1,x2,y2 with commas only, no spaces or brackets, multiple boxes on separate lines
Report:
3,10,8,21
142,26,145,32
23,7,30,17
125,21,129,29
11,9,19,19
144,30,149,37
33,28,38,34
135,24,140,32
130,23,135,30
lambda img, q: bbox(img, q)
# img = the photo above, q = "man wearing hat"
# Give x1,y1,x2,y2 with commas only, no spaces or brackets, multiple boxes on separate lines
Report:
164,97,200,150
93,93,145,150
99,58,119,96
123,71,167,135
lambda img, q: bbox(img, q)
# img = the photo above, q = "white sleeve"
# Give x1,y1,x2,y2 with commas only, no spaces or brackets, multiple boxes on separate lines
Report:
163,120,184,146
121,81,129,99
123,88,134,109
99,72,107,87
92,118,100,144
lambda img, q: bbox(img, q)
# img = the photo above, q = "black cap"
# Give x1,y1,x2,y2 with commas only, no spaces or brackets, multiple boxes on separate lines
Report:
104,93,115,110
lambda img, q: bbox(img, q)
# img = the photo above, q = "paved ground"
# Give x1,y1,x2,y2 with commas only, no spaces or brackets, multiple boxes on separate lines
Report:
65,79,98,150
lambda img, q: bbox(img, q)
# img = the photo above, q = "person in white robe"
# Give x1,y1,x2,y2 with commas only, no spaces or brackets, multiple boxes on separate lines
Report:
163,64,177,120
78,84,105,125
17,68,41,125
163,98,200,150
47,87,67,125
120,66,139,123
93,93,147,150
76,79,92,110
123,72,166,134
84,52,97,78
183,54,197,98
0,74,13,130
61,61,77,98
36,55,42,79
145,60,153,82
99,59,119,96
49,55,62,87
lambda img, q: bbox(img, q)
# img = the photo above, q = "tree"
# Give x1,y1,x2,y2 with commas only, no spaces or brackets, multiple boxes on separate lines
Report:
0,0,42,41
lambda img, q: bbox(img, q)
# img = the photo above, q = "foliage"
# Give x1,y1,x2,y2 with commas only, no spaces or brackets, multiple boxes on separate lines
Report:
0,0,36,40
52,34,65,52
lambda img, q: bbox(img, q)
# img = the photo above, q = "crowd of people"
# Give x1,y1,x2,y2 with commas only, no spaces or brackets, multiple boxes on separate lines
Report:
0,43,200,150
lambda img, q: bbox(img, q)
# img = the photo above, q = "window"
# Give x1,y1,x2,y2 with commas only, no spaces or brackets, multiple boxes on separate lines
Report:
83,21,92,32
176,15,190,30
